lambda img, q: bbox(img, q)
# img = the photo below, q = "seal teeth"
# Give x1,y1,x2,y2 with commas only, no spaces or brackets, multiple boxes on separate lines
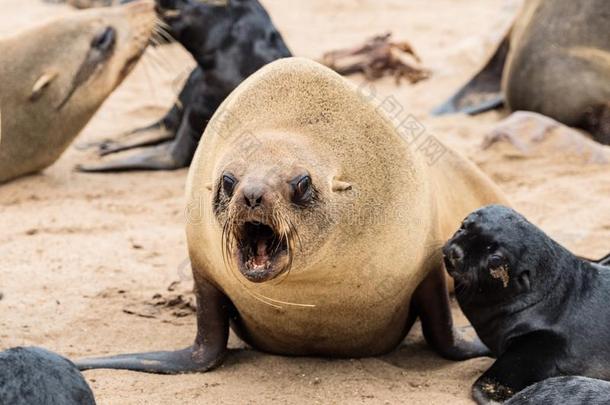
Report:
238,221,287,272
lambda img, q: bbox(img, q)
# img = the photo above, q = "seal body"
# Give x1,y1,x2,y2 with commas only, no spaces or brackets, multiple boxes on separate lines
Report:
0,347,95,405
76,58,507,374
0,1,155,183
185,58,507,357
444,205,610,404
505,377,610,405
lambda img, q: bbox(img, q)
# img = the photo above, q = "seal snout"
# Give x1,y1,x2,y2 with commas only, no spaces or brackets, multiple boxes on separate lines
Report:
241,183,267,209
221,180,295,283
443,242,464,275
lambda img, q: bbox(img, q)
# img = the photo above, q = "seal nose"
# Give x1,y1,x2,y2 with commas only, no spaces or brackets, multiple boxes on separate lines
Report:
443,243,464,271
242,185,265,209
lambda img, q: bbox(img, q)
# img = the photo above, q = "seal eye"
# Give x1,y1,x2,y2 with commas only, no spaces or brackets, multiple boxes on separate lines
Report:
222,174,237,197
292,175,312,204
488,254,504,269
92,27,116,52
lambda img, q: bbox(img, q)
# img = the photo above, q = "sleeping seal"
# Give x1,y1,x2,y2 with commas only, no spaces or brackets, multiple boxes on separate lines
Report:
77,0,292,172
0,0,156,184
444,205,610,404
0,347,95,405
76,58,508,373
433,0,610,145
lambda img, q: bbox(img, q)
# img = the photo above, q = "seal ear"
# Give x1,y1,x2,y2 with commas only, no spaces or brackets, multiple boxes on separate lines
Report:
30,72,58,102
332,179,352,192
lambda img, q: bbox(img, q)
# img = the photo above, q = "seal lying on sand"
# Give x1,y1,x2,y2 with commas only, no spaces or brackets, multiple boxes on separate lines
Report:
76,58,508,373
78,0,292,172
0,1,156,184
505,376,610,405
444,205,610,404
433,0,610,145
0,347,96,405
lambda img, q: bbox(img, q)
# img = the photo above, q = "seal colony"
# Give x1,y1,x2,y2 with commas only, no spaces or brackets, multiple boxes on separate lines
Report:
444,205,610,404
0,1,156,184
433,0,610,145
76,58,508,373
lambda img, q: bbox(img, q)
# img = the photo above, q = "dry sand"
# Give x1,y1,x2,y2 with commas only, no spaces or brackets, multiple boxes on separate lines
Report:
1,0,609,404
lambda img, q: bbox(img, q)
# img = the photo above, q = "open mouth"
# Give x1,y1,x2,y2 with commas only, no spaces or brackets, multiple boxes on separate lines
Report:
235,221,290,283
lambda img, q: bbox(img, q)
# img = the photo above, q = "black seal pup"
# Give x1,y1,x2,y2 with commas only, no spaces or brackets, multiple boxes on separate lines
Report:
0,347,96,405
443,204,610,404
78,0,292,172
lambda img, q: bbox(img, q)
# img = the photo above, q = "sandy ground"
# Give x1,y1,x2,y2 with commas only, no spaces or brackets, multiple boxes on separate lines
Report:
1,0,609,404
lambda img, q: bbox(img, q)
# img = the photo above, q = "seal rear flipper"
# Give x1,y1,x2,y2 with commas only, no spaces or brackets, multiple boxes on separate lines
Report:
472,332,563,404
412,265,491,360
75,346,226,374
431,33,509,116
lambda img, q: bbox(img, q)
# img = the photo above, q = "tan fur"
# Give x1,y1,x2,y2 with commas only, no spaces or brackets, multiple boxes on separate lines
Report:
0,1,155,184
503,0,610,125
186,58,508,356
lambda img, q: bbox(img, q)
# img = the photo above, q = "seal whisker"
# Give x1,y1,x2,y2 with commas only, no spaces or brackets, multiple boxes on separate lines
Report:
153,22,174,45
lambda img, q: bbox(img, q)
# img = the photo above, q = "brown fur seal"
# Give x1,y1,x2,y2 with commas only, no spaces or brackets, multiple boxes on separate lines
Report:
0,1,156,184
433,0,610,145
76,57,508,373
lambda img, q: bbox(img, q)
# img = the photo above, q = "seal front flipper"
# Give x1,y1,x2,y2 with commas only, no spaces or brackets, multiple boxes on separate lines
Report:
431,32,509,116
84,89,185,154
76,278,231,374
412,265,491,360
75,120,176,155
76,103,207,172
76,131,194,172
472,332,562,404
80,68,198,155
75,346,225,374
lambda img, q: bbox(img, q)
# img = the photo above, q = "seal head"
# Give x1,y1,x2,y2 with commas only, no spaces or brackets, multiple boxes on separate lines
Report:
443,204,575,353
214,140,326,283
0,1,156,183
444,205,610,404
